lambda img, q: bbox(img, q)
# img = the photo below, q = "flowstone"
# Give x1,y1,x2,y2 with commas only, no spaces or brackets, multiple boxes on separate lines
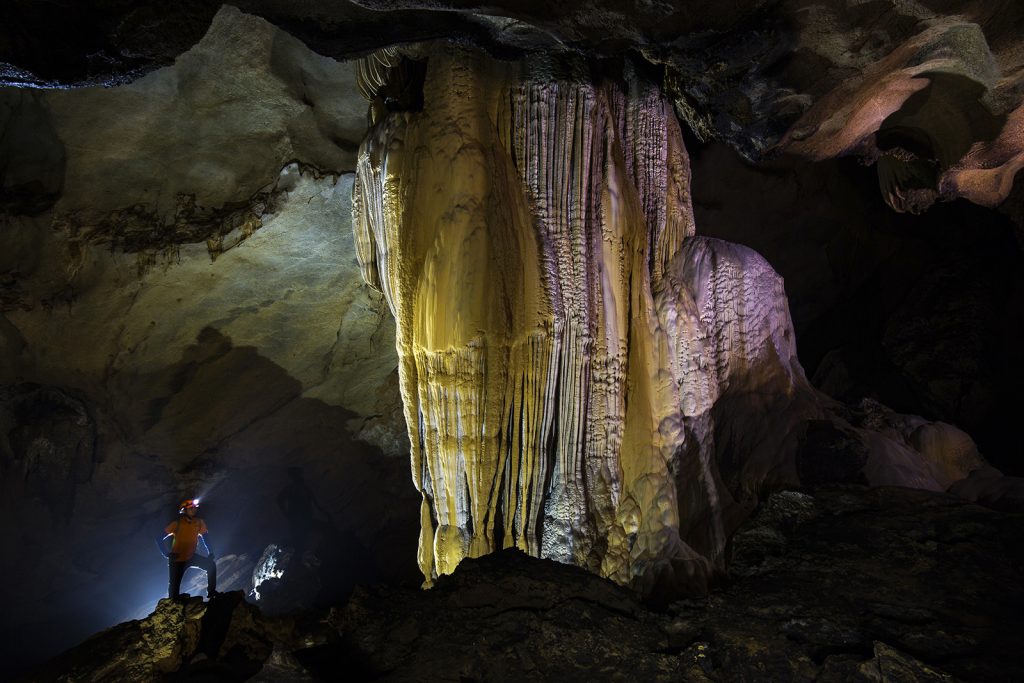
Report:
352,44,993,595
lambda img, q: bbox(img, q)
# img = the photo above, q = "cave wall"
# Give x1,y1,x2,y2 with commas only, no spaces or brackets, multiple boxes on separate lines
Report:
688,141,1024,475
0,0,1022,674
0,8,419,673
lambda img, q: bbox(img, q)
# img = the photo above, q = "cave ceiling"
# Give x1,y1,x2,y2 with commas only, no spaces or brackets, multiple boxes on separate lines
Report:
4,0,1024,214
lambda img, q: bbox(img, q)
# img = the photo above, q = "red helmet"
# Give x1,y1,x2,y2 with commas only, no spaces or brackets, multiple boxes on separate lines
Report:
179,498,200,513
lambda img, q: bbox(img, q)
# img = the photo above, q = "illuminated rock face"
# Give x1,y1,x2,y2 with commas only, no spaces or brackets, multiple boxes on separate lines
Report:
776,18,1024,214
353,47,822,592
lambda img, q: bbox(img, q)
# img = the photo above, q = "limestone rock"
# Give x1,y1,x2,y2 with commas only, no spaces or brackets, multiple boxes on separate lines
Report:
5,0,1024,213
353,46,711,592
777,16,1024,213
338,550,684,682
42,6,365,225
323,486,1024,681
686,140,1024,476
0,9,417,671
1,1,1020,673
352,44,986,595
0,384,95,505
33,591,281,682
29,486,1023,681
948,466,1024,512
0,89,64,215
705,486,1024,682
32,596,207,682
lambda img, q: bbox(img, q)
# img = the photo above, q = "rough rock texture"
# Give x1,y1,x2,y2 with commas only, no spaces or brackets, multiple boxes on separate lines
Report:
25,467,1024,680
775,12,1024,213
0,9,419,674
5,2,1023,217
339,551,684,682
2,0,1023,675
949,466,1024,512
715,487,1024,681
336,487,1024,682
688,141,1024,475
0,384,96,523
25,485,1007,683
27,592,282,683
28,486,1000,682
352,44,993,595
40,6,365,239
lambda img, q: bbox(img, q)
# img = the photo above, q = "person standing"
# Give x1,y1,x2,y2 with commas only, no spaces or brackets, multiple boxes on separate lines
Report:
158,498,217,600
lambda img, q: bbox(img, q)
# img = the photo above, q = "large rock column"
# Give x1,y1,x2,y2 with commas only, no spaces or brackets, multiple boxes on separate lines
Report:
351,44,989,593
353,46,729,593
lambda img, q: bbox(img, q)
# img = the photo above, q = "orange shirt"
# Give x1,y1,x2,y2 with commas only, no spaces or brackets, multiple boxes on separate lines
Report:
165,517,208,561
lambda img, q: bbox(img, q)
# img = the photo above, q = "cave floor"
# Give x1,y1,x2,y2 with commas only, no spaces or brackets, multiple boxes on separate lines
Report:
30,485,1024,682
327,486,1024,682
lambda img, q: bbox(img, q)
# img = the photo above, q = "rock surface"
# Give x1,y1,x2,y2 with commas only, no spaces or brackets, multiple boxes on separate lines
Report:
687,141,1024,475
1,1,1022,676
322,486,1024,682
28,592,282,683
353,42,1001,595
0,9,419,675
29,485,1022,681
5,1,1023,218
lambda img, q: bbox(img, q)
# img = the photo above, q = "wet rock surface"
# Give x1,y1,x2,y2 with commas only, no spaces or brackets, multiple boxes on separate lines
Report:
30,485,1022,681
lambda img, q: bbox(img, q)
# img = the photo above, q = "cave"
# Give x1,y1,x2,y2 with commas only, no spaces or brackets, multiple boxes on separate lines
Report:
2,1,1023,680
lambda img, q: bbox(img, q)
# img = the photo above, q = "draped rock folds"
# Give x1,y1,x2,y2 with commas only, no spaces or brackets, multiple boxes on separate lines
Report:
353,46,814,594
352,46,806,593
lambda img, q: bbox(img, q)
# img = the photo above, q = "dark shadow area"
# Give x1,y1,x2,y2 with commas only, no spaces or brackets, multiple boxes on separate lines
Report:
0,0,219,88
686,135,1024,475
0,326,420,678
0,89,66,215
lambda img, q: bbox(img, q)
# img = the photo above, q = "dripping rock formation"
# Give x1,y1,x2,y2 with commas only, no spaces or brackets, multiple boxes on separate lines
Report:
0,1,1022,680
352,44,1002,595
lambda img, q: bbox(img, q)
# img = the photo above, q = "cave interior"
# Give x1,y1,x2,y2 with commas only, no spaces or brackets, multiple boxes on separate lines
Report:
1,0,1023,680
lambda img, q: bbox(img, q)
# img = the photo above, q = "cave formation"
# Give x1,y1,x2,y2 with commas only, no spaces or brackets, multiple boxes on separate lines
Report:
2,1,1024,680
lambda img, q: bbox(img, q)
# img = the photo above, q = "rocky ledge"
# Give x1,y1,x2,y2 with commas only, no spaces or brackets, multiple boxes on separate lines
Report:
25,485,1024,682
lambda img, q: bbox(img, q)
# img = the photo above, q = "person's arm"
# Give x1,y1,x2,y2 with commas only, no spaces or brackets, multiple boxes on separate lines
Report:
155,532,173,558
200,533,214,559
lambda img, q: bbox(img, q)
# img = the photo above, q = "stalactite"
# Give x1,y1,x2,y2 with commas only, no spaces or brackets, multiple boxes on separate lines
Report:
352,44,966,594
352,45,722,592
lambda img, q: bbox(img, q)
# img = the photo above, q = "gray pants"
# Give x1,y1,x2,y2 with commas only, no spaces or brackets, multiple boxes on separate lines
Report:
168,554,217,598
